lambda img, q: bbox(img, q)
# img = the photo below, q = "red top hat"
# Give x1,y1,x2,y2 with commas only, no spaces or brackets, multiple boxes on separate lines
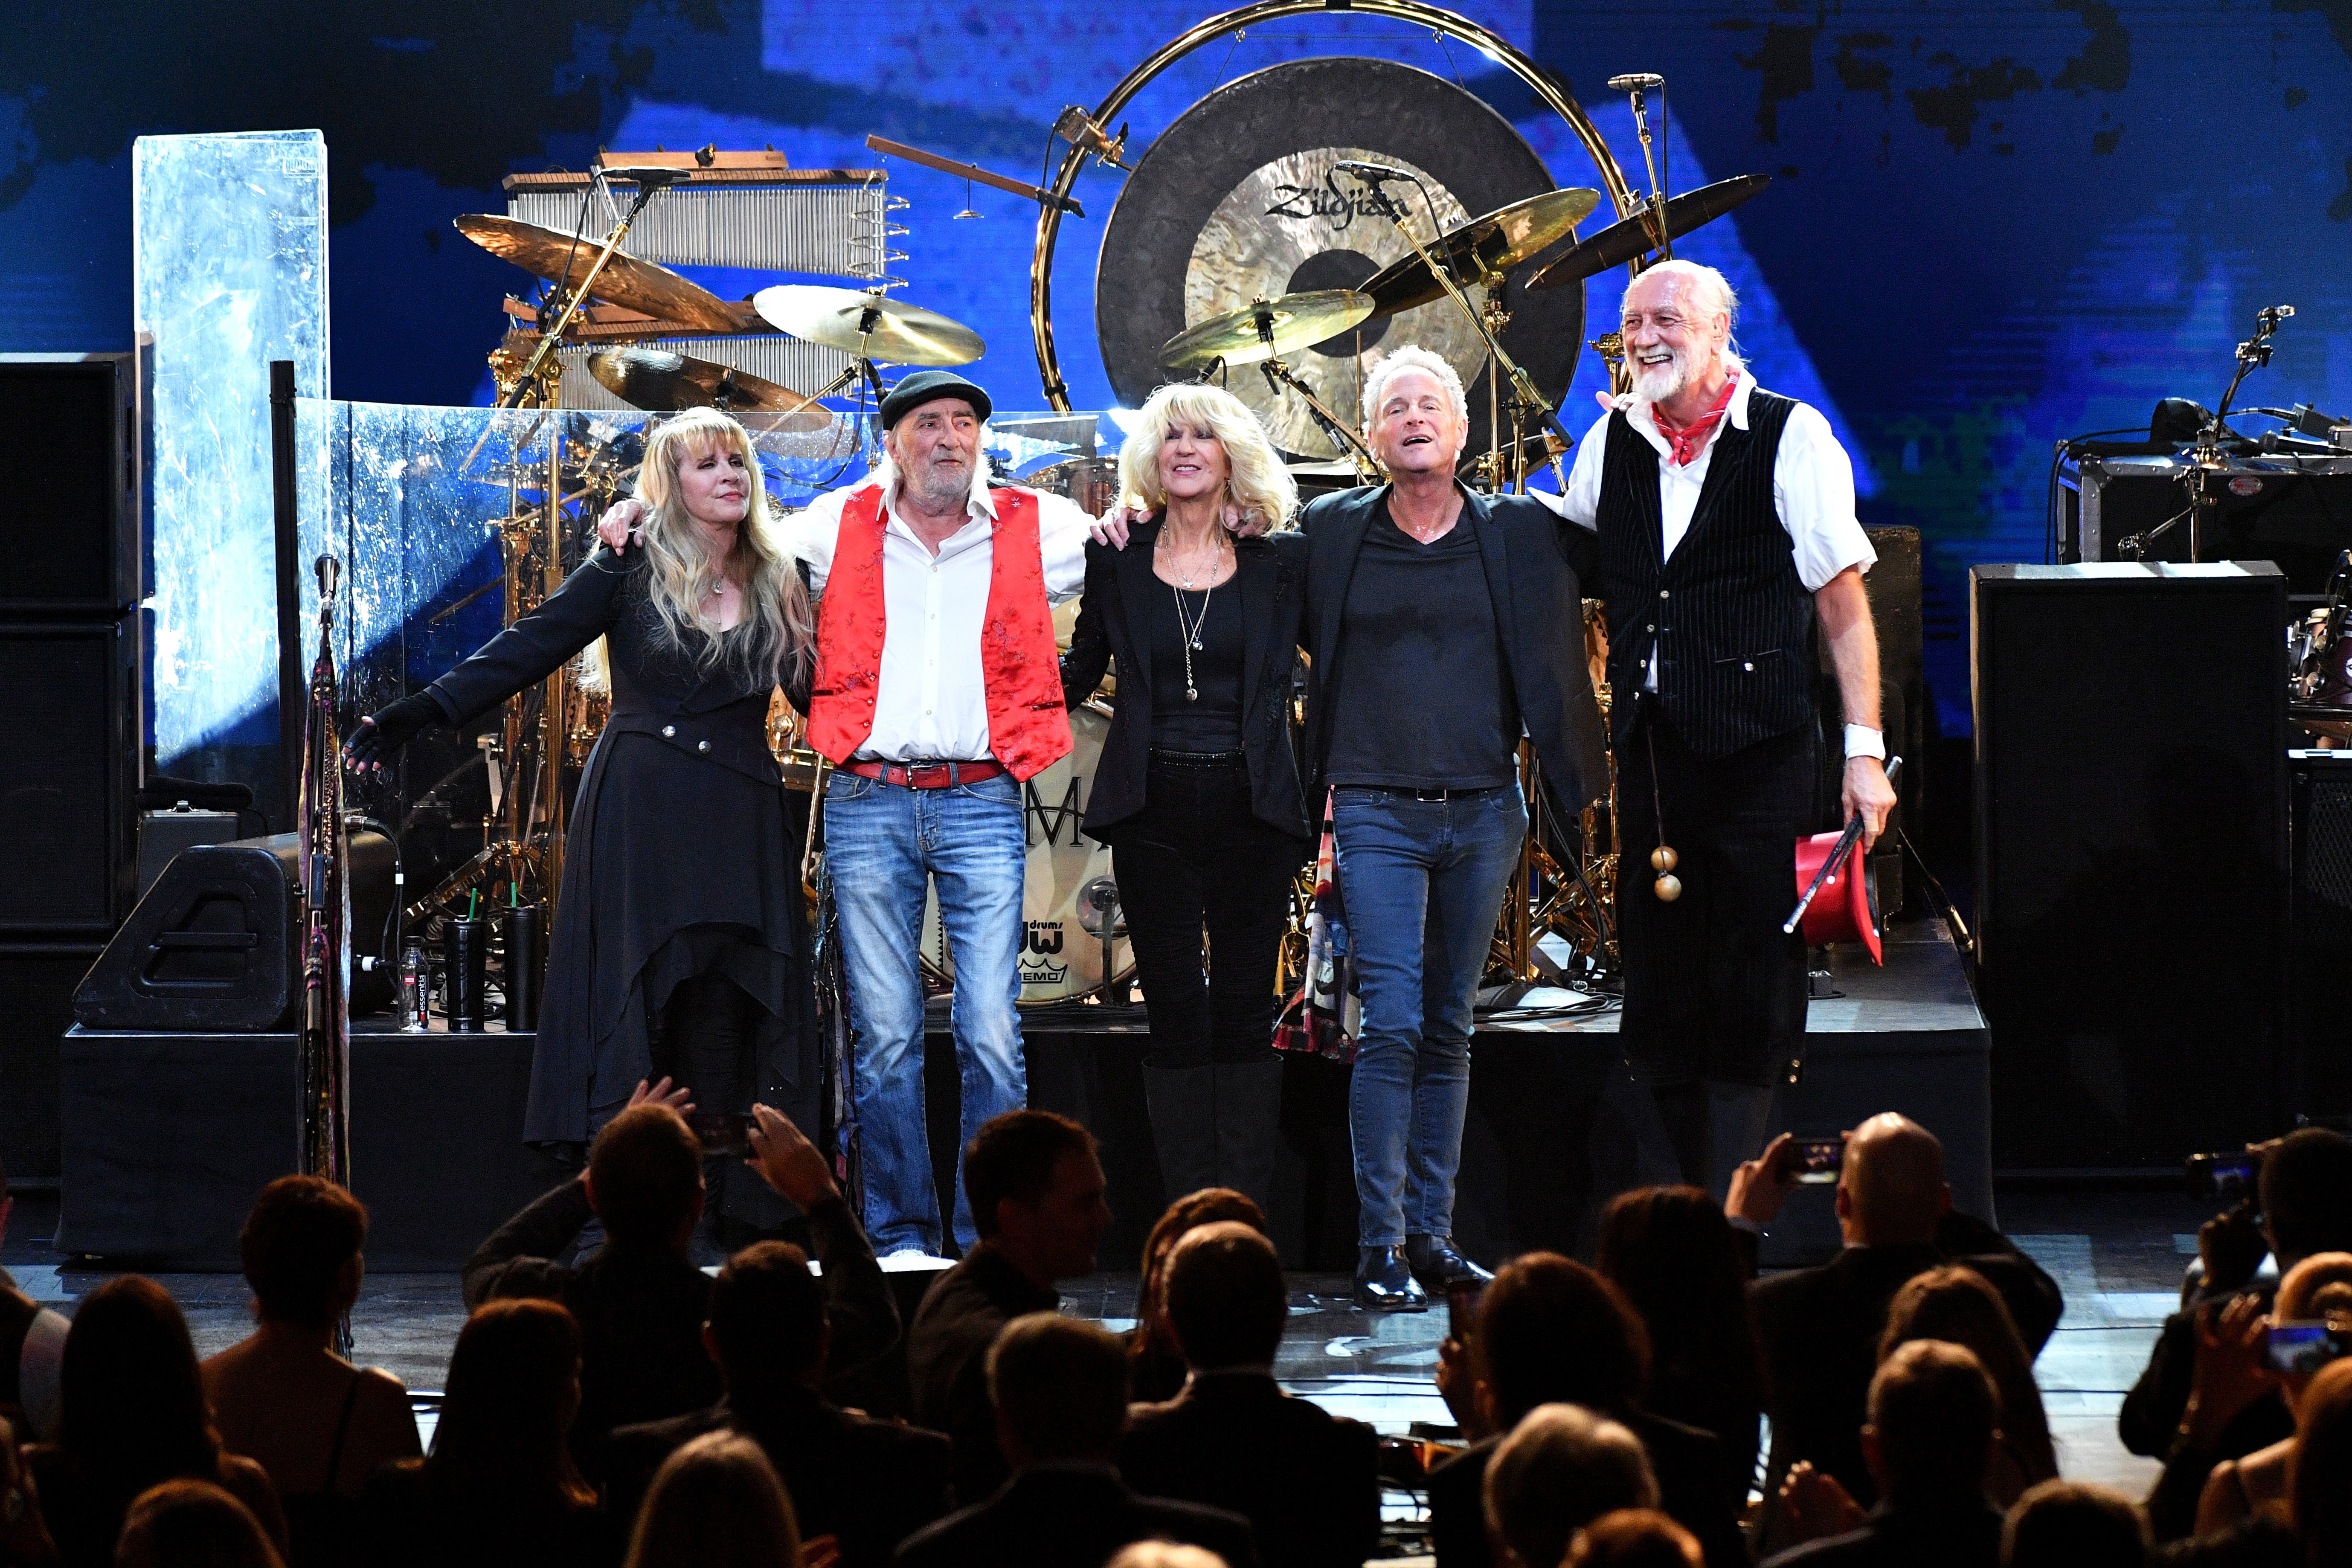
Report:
1793,830,1883,964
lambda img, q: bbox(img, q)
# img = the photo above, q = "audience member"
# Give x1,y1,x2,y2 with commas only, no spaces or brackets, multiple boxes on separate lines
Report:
202,1176,422,1568
607,1234,949,1568
0,1155,68,1441
2001,1481,2149,1568
1740,1115,2060,1539
1760,1341,2005,1568
906,1110,1112,1503
1105,1548,1227,1568
1,1414,61,1566
1879,1266,2059,1505
2191,1252,2352,1536
22,1276,287,1568
2121,1126,2352,1540
895,1314,1257,1568
115,1478,287,1568
360,1298,613,1568
2157,1356,2352,1568
1483,1405,1659,1568
1118,1222,1379,1568
1427,1253,1745,1568
1568,1510,1707,1568
1596,1185,1766,1511
1127,1188,1266,1403
622,1431,801,1568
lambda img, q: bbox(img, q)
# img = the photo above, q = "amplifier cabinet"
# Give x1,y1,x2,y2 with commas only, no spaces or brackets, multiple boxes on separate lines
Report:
2061,452,2352,593
2289,750,2352,1119
1973,563,2288,1168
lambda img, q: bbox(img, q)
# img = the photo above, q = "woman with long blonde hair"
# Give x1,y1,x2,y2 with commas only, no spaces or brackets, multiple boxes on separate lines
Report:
348,409,820,1234
1060,382,1307,1209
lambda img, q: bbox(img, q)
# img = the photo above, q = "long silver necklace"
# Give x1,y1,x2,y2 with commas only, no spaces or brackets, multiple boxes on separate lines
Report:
1159,526,1226,703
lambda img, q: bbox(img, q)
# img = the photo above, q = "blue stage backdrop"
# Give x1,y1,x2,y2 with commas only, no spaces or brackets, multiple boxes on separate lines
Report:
5,1,2350,746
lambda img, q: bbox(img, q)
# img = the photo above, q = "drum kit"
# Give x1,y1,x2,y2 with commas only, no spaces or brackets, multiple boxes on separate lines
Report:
439,3,1783,1005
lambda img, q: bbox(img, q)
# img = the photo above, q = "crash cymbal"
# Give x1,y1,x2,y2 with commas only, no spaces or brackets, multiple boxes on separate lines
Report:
1525,174,1772,293
1159,290,1376,373
587,347,825,421
1359,187,1603,317
750,285,983,367
455,215,742,333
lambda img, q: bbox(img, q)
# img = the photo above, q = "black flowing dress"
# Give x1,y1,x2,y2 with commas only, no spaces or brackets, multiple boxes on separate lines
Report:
423,546,816,1211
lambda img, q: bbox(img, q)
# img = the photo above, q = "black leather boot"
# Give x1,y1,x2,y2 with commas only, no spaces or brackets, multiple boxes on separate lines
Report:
1405,1233,1493,1292
1354,1246,1429,1311
1142,1064,1221,1202
1212,1057,1285,1212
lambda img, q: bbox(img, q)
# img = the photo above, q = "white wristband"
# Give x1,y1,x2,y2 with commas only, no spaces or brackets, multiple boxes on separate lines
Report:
1844,724,1886,761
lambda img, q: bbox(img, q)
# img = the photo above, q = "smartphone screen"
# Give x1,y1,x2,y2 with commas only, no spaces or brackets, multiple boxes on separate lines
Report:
687,1112,751,1154
1786,1136,1844,1185
2265,1320,2352,1376
1447,1280,1486,1342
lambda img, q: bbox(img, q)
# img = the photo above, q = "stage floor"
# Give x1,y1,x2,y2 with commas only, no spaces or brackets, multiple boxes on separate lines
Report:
0,1181,2206,1502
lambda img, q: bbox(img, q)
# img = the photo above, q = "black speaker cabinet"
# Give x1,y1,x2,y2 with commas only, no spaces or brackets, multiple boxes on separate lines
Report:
1973,563,2288,1169
72,831,397,1031
0,354,139,617
0,620,138,935
2289,750,2352,1119
0,942,104,1179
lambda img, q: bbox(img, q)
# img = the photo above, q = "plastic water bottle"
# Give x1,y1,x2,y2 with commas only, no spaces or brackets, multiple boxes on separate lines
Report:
398,941,429,1032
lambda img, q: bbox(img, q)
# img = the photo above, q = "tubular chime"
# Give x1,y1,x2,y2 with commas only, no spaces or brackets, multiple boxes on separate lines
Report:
296,556,352,1192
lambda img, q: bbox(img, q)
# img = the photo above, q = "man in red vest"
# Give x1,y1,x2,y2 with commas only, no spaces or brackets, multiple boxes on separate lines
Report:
786,371,1095,1257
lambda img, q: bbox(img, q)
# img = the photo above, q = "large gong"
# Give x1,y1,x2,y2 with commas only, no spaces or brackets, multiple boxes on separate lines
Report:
1096,57,1586,460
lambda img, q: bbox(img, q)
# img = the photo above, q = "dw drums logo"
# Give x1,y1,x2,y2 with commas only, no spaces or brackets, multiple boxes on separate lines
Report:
1020,920,1069,988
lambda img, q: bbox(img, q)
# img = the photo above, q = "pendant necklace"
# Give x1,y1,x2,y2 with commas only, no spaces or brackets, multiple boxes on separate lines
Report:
1172,583,1211,701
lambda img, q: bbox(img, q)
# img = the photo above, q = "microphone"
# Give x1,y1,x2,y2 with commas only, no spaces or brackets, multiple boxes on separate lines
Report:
1607,73,1665,91
598,165,692,190
1333,160,1411,183
1054,106,1132,171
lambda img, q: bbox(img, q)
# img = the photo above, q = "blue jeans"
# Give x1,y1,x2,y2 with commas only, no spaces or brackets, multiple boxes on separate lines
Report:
1332,783,1527,1247
824,769,1028,1254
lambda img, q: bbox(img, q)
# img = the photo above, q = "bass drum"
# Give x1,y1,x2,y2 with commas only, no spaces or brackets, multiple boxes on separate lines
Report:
919,703,1136,1004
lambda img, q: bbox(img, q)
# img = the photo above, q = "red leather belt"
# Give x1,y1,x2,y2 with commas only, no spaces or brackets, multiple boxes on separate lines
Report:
843,758,1006,789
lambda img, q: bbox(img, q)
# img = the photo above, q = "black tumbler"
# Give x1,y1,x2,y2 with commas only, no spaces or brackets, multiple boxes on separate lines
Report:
444,918,488,1033
502,904,545,1033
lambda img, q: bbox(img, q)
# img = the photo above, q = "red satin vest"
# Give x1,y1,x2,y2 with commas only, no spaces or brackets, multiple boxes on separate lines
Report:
805,483,1074,781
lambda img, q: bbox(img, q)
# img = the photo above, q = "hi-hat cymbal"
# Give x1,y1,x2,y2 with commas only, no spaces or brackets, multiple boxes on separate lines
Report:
750,285,983,367
587,347,827,423
455,215,742,333
1359,187,1603,317
1159,290,1376,373
1525,175,1772,293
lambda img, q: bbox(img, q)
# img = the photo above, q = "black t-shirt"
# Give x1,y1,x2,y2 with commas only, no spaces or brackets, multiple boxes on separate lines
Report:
1148,579,1247,752
1325,503,1519,790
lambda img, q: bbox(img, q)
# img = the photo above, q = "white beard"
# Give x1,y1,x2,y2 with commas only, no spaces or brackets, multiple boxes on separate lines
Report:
1631,349,1687,404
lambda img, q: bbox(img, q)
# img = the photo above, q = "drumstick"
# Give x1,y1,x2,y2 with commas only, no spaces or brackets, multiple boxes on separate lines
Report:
1783,755,1902,935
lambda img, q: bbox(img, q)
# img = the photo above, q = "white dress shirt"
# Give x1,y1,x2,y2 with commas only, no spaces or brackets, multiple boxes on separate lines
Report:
1541,374,1876,696
780,462,1095,764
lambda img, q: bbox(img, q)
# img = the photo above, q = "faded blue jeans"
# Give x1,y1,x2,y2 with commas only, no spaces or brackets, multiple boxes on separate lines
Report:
1332,783,1527,1247
824,767,1028,1255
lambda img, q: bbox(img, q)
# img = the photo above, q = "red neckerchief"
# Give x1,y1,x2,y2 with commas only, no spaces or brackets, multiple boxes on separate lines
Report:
1649,370,1740,466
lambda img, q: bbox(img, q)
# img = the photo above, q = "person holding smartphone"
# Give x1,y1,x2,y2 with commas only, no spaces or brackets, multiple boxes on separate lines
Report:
2191,1252,2352,1536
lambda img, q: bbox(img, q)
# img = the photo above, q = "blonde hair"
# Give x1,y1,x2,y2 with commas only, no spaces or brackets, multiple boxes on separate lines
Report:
601,408,814,695
624,1431,803,1568
1361,345,1468,430
1115,383,1298,529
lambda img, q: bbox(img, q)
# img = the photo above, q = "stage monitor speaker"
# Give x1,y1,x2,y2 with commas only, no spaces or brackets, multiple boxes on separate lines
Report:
0,621,137,935
0,354,139,616
2289,750,2352,1119
71,830,397,1032
0,942,103,1180
1973,563,2288,1169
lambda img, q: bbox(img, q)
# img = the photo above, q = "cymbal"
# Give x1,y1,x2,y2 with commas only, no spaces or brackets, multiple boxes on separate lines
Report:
750,285,983,367
587,347,824,421
454,215,741,333
1159,290,1376,372
1360,187,1603,317
1525,175,1773,293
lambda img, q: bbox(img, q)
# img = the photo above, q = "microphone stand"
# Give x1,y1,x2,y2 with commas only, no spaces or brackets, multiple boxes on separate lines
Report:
498,168,686,410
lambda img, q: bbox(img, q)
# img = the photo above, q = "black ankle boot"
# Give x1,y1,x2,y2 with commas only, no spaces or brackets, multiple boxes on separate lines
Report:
1405,1233,1492,1292
1354,1246,1429,1311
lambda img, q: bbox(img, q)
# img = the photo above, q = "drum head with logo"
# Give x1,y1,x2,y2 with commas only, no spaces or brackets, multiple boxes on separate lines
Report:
1095,56,1585,462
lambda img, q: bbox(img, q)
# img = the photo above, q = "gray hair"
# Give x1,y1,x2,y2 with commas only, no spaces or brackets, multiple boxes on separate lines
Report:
1360,345,1469,430
1623,260,1744,369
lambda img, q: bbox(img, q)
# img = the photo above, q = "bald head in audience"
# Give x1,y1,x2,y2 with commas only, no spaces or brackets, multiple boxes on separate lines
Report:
1837,1113,1951,1248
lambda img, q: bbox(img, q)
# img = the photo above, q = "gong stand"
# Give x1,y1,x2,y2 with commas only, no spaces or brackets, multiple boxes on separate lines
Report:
1028,0,1636,412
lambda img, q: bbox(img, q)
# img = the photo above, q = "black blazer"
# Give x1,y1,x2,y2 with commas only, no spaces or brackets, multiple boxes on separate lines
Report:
1060,519,1311,844
1297,484,1609,812
892,1464,1259,1568
1116,1370,1381,1568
